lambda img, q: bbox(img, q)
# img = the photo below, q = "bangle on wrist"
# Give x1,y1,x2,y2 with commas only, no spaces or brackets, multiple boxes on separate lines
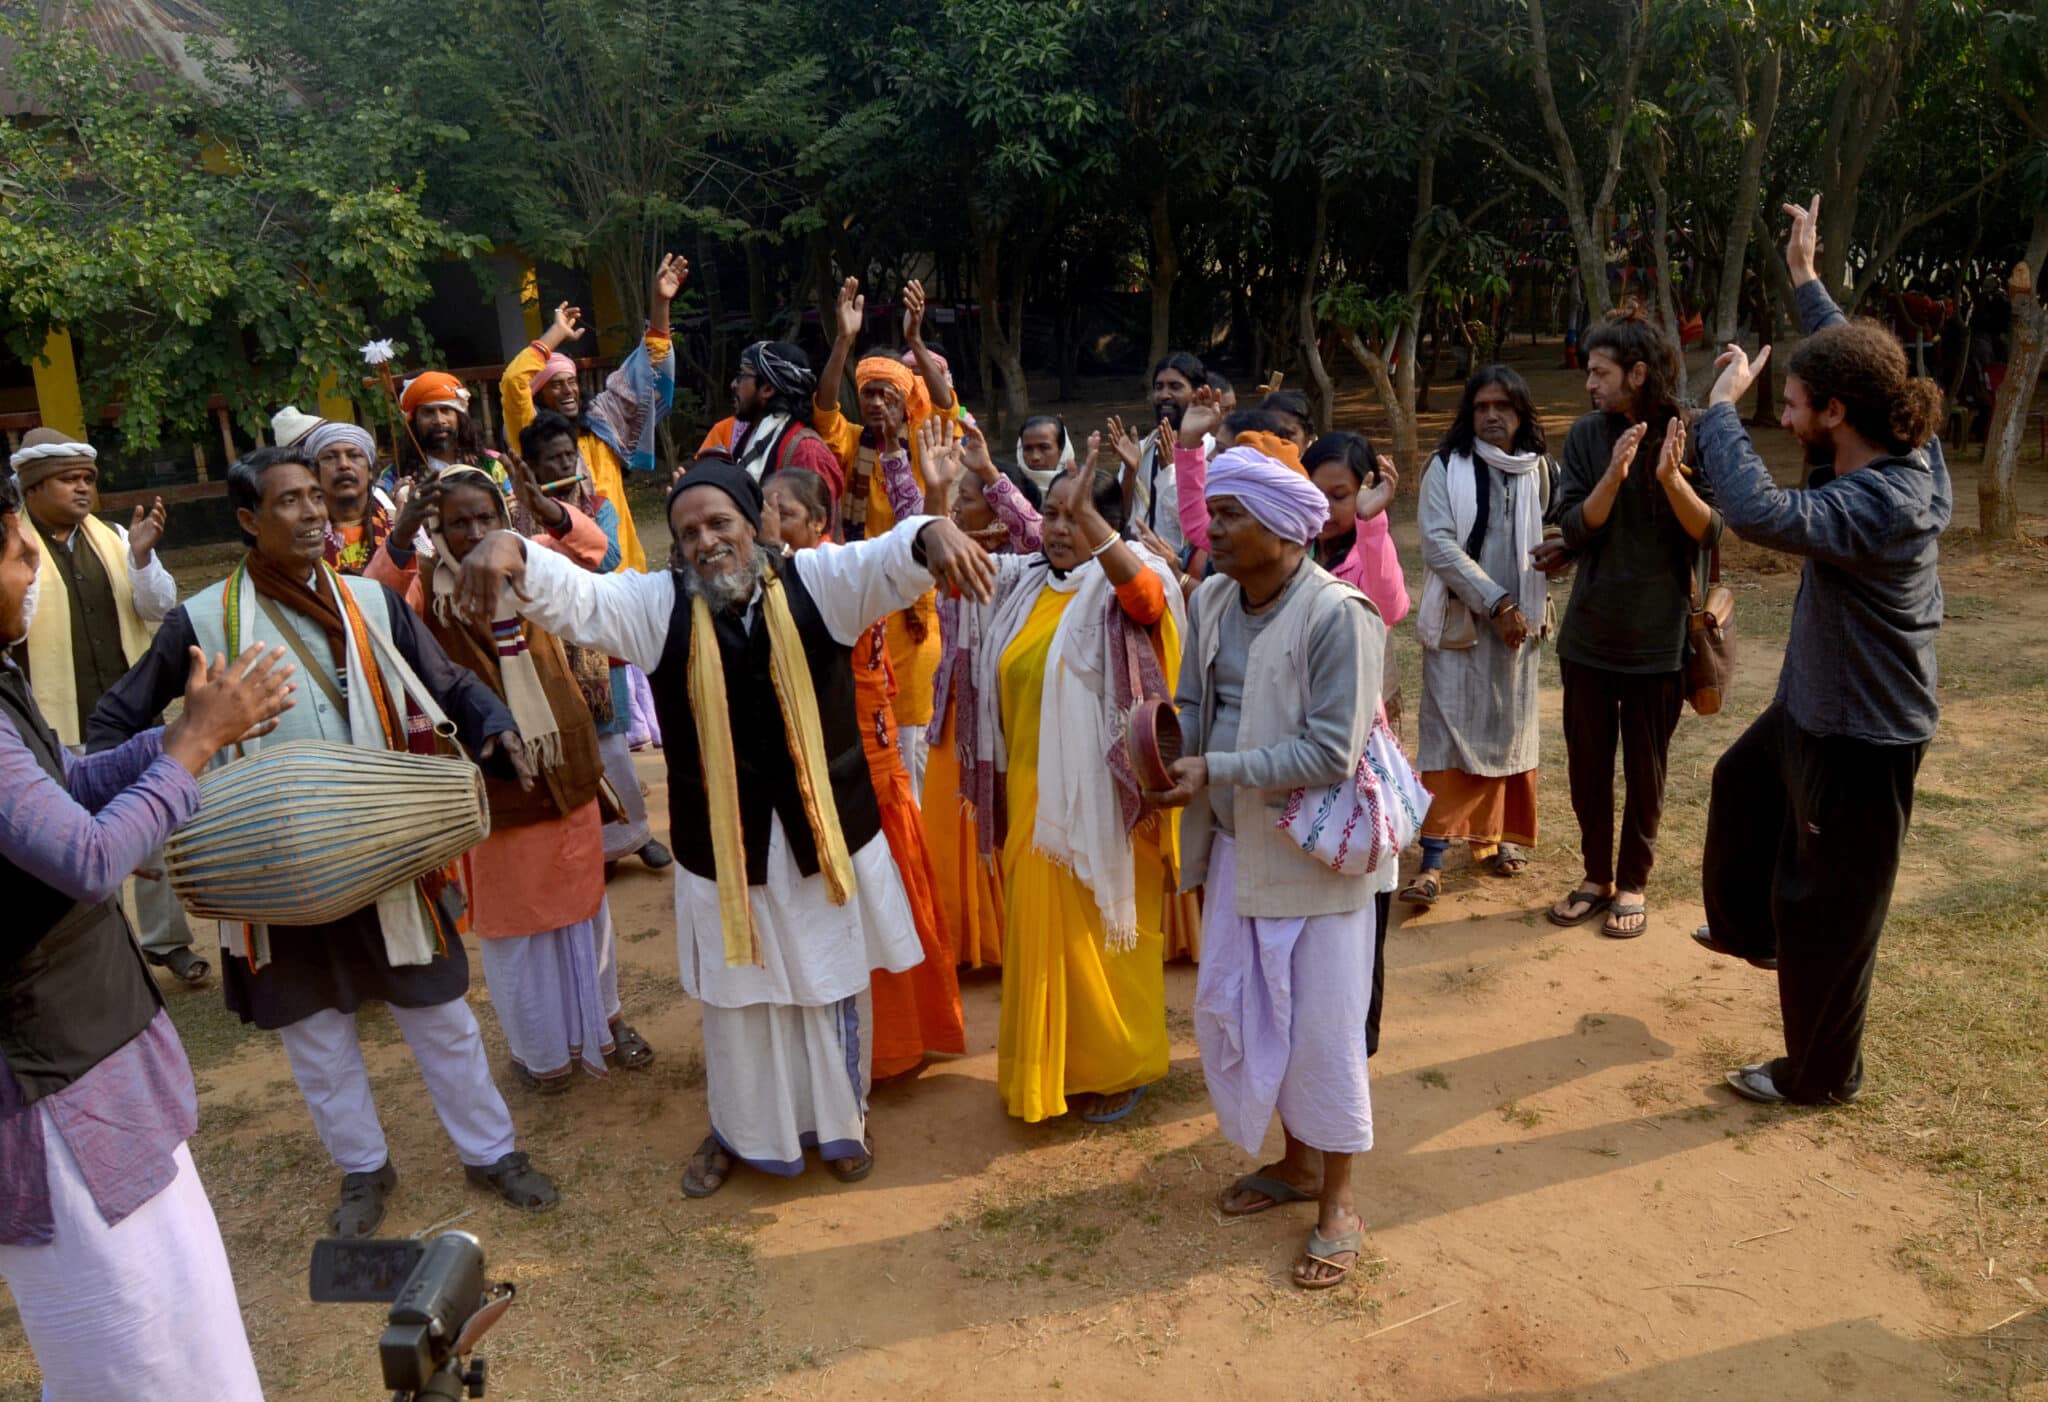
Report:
1089,531,1120,559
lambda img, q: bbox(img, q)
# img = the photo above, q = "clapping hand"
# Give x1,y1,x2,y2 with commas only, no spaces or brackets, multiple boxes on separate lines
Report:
1105,415,1141,473
918,416,963,491
1179,385,1224,448
1708,342,1773,410
1606,422,1648,482
128,496,167,564
1084,430,1103,476
163,643,297,774
959,417,999,482
834,277,865,345
1782,194,1820,288
1654,417,1689,485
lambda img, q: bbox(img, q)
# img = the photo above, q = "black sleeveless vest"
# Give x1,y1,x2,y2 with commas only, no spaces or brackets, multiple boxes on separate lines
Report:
649,560,880,885
0,664,162,1103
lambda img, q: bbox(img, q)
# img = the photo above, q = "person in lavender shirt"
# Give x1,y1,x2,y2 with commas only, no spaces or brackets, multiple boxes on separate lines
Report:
0,473,296,1400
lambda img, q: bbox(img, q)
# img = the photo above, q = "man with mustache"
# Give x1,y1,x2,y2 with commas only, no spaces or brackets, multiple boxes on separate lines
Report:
10,428,207,986
451,455,994,1196
89,447,561,1237
1108,351,1207,563
387,372,511,498
271,409,398,578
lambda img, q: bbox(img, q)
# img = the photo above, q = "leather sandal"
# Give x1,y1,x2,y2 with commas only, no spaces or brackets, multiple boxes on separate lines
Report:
465,1151,559,1212
605,1020,655,1071
144,946,211,985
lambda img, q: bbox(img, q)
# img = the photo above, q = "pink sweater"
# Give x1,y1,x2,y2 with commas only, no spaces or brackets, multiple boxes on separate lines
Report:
1174,444,1409,625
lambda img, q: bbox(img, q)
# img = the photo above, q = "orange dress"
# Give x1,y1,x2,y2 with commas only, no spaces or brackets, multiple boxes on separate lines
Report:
857,621,967,1078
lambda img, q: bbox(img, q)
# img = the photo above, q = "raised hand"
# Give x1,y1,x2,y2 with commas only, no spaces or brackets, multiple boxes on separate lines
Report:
918,416,963,489
834,277,865,345
1152,416,1174,467
1374,455,1398,492
481,731,537,791
902,278,928,345
1708,342,1773,410
1084,430,1103,476
1131,517,1176,563
917,518,998,604
1654,417,1689,485
548,301,586,347
1180,385,1224,448
1781,194,1821,288
652,253,688,307
391,479,442,546
959,418,999,483
507,453,566,530
1105,415,1141,473
1606,422,1648,482
128,496,167,564
164,643,297,773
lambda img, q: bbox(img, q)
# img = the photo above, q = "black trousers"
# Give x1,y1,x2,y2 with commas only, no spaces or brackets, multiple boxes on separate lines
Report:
1366,891,1391,1057
1560,659,1685,892
1701,703,1925,1103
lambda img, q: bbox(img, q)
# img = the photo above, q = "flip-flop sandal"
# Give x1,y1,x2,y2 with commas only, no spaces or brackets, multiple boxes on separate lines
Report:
1219,1172,1318,1217
465,1151,559,1212
1546,888,1613,928
510,1061,575,1095
1398,873,1442,907
1081,1084,1147,1124
1294,1223,1365,1290
826,1139,874,1183
1601,902,1649,939
1487,846,1530,877
605,1021,655,1071
144,946,211,985
682,1135,735,1199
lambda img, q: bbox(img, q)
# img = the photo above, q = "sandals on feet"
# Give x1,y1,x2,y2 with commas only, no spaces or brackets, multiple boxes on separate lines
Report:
827,1138,875,1183
331,1160,397,1238
1398,872,1442,907
1294,1223,1364,1290
1601,901,1648,939
1487,845,1530,878
1546,887,1613,927
1081,1085,1146,1124
510,1061,574,1095
144,946,211,985
682,1135,735,1199
605,1020,655,1071
1219,1172,1318,1217
1693,925,1779,971
465,1151,559,1212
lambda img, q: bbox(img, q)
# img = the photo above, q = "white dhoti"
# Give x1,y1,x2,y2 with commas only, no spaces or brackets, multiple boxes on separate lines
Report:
479,898,620,1079
278,999,518,1172
896,726,929,800
1194,834,1376,1156
676,818,922,1175
598,730,652,861
0,1123,262,1402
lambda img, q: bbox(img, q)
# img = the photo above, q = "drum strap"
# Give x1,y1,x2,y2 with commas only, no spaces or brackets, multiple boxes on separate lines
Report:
256,591,349,715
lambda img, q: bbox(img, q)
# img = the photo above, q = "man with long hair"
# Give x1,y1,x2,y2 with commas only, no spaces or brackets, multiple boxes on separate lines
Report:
1400,367,1556,906
697,339,844,497
1545,310,1721,939
1692,197,1949,1106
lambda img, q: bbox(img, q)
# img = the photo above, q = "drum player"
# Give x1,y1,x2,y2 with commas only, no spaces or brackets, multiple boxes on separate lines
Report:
89,447,565,1236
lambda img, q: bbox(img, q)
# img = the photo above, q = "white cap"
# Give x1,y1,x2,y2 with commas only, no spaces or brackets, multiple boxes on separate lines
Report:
271,406,325,447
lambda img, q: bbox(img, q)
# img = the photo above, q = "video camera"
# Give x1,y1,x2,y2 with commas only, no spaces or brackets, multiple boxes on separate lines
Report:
309,1231,515,1400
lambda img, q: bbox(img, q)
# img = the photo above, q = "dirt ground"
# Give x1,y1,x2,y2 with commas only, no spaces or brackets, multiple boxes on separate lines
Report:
4,345,2046,1400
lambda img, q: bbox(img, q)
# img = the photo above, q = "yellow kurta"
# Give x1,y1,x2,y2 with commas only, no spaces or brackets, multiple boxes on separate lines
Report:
995,586,1173,1123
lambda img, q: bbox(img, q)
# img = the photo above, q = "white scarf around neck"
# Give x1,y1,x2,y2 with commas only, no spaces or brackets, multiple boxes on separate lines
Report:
1417,444,1547,649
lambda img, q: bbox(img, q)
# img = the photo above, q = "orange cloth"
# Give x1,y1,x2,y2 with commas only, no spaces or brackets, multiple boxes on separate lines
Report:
1161,882,1202,963
1419,768,1539,848
400,370,468,417
923,696,1007,968
463,803,606,939
1232,430,1307,475
855,621,965,1078
854,356,932,424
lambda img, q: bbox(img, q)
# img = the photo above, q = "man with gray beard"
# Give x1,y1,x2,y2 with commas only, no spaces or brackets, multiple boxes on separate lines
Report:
452,453,994,1195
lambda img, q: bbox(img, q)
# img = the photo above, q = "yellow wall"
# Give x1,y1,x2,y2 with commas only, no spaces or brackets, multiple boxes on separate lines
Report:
30,329,86,439
519,261,544,341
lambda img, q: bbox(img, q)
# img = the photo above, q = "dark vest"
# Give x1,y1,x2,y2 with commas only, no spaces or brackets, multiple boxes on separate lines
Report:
650,560,879,885
25,516,131,723
0,666,162,1104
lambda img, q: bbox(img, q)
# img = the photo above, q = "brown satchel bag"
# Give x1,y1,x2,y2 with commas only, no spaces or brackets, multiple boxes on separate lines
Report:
1685,546,1736,715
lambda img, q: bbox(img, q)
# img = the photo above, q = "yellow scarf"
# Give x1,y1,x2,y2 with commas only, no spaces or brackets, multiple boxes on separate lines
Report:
688,572,857,966
26,514,155,745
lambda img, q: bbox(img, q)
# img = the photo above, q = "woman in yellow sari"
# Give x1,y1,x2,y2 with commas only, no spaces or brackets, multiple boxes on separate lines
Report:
959,466,1184,1124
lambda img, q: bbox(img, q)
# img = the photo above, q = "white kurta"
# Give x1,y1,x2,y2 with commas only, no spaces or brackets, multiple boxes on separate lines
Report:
513,518,940,1170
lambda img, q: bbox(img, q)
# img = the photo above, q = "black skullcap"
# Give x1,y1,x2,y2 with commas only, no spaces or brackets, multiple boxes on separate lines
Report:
667,453,763,533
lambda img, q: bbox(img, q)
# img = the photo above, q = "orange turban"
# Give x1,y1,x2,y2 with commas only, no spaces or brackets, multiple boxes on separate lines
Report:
855,355,932,426
1232,430,1307,476
400,371,471,418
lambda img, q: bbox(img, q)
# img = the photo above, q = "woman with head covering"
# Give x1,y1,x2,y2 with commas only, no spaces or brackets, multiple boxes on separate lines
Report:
948,455,1185,1124
1146,444,1387,1290
367,465,655,1088
1014,414,1075,495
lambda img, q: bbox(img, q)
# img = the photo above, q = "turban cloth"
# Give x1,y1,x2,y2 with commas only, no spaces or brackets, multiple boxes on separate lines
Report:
9,427,97,491
668,455,764,533
400,371,471,418
1205,445,1330,545
530,352,579,395
303,420,379,464
740,341,817,402
855,355,932,424
1230,430,1306,476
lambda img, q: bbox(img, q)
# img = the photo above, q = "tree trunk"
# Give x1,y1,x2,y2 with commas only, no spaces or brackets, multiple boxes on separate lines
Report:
972,218,1030,436
1342,330,1419,477
1816,2,1911,303
1711,44,1781,344
1147,185,1177,380
1979,216,2048,539
1297,188,1336,433
1645,152,1687,399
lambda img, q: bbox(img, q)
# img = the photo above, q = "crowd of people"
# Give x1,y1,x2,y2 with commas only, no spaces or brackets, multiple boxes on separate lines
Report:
0,196,1952,1397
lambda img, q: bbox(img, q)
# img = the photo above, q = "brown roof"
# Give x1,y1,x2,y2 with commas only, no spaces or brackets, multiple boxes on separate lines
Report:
0,0,232,117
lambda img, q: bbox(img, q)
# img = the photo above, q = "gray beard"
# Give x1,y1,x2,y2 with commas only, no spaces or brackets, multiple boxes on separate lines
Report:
678,543,775,613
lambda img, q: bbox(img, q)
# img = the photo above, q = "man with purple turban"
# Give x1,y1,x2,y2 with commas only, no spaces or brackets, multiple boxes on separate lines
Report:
1144,445,1387,1292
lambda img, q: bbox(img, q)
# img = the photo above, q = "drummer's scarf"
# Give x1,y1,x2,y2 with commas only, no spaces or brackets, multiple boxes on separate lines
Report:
222,555,450,969
687,572,856,967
